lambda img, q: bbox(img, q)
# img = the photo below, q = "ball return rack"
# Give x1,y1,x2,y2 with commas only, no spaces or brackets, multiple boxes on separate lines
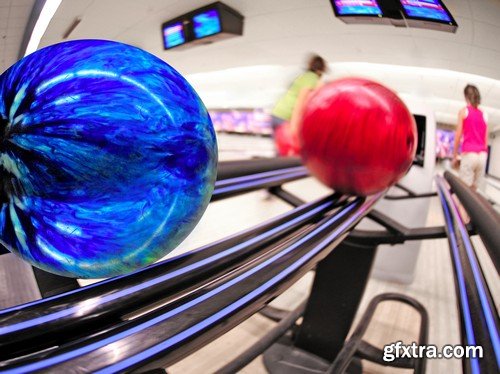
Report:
0,158,498,374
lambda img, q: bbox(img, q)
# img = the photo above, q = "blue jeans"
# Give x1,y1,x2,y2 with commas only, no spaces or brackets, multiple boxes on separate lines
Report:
271,115,285,130
270,116,286,156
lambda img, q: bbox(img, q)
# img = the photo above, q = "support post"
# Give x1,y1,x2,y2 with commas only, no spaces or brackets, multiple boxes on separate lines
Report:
32,267,80,298
294,238,378,361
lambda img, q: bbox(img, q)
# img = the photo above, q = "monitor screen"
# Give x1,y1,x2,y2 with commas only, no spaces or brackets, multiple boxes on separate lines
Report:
400,0,452,22
209,109,272,135
413,114,426,166
163,22,185,49
332,0,382,16
193,9,222,39
436,128,458,159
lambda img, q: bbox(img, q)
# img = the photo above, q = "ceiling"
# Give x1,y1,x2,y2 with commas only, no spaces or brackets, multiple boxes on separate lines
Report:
0,0,35,72
2,0,500,129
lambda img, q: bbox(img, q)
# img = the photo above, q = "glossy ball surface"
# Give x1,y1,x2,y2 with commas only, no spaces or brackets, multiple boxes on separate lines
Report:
275,122,300,157
0,40,217,278
300,78,416,196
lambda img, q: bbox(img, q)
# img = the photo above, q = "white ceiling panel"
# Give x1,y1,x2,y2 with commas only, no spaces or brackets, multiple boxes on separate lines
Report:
53,0,93,21
468,46,500,70
414,37,471,63
68,19,126,41
402,16,474,44
484,85,500,107
471,0,500,25
4,34,21,46
0,8,9,23
0,0,35,72
37,17,73,43
9,0,34,6
445,0,472,18
223,0,325,18
447,62,499,82
422,76,460,99
230,13,288,42
7,4,31,19
80,1,150,27
473,21,500,51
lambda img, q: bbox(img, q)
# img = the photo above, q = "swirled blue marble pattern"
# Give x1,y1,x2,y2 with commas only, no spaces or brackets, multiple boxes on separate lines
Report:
0,40,217,278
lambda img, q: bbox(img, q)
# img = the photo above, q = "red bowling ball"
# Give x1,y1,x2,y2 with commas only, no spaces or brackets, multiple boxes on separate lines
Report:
275,122,300,156
299,78,417,196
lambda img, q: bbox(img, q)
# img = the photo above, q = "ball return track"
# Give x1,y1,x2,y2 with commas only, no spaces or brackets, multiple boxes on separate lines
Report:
0,159,498,373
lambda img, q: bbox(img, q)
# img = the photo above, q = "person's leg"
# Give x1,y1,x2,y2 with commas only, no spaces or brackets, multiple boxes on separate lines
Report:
270,116,285,156
472,152,488,191
459,153,475,188
271,116,284,125
468,153,479,191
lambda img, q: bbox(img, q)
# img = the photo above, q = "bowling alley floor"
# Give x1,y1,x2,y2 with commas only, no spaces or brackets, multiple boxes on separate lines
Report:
167,134,500,374
0,133,498,374
167,186,497,374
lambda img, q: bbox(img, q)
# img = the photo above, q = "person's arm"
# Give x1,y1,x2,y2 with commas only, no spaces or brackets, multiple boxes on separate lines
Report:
452,109,465,168
289,88,313,134
484,112,489,148
315,79,326,90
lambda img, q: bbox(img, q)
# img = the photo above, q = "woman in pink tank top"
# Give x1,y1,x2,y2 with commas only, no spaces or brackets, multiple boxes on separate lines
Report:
452,84,489,190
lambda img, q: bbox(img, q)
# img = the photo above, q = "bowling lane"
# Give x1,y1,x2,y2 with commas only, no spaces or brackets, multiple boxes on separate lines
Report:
78,132,329,288
165,134,333,260
0,132,497,374
485,176,500,212
0,254,40,308
158,134,495,374
165,179,455,374
217,133,275,161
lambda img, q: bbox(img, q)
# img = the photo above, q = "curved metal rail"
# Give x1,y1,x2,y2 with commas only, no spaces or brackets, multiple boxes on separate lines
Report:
444,171,500,273
0,190,383,372
215,157,302,180
0,168,322,360
212,165,308,201
436,175,500,374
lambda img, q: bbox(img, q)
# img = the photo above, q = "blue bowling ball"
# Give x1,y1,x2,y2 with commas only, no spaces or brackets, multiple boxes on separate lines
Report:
0,40,217,278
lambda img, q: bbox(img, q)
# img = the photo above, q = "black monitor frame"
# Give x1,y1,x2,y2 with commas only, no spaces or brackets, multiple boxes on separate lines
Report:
400,0,457,26
162,21,187,50
413,114,426,167
161,2,243,51
399,0,457,32
191,7,222,42
329,0,394,25
330,0,457,32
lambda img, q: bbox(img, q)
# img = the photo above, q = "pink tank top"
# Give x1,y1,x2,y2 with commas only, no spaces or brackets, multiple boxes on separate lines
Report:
462,105,487,153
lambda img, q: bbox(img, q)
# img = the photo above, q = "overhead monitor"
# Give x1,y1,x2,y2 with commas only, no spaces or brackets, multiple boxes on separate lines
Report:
400,0,451,22
193,9,222,39
331,0,457,32
161,2,243,51
333,0,383,16
330,0,393,24
163,22,186,50
400,0,457,32
413,114,426,166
